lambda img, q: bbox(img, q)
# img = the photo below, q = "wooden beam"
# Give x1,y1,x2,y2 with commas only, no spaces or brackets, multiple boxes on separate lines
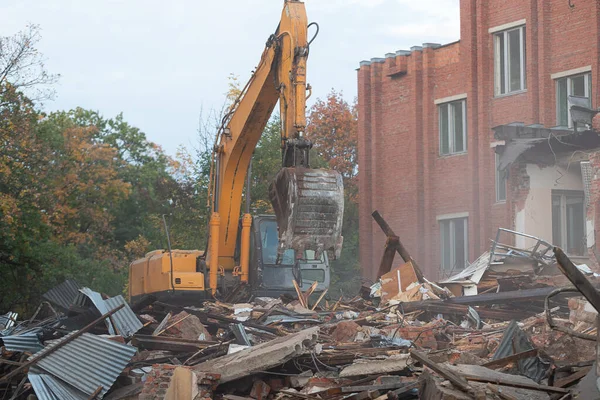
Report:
377,235,399,278
462,375,569,394
372,211,425,282
554,247,600,313
486,383,518,400
482,349,538,369
410,349,472,393
553,367,591,388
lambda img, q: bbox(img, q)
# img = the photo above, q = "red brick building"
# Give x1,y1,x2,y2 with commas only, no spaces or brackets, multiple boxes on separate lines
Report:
357,0,600,282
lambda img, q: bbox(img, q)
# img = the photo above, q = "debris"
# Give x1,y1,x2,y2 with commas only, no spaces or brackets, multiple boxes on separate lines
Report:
410,349,472,393
492,320,551,383
4,240,600,400
339,354,409,378
42,279,81,312
447,364,569,394
162,311,212,341
250,380,271,400
194,327,319,383
331,320,362,342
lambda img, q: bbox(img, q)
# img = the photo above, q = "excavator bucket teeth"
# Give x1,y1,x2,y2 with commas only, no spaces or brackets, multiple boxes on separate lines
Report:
269,167,344,260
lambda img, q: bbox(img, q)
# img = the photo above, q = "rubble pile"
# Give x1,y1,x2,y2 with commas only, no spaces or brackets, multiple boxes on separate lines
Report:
2,229,600,399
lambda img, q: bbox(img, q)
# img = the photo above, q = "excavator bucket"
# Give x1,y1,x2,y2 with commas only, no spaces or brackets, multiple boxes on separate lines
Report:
269,167,344,260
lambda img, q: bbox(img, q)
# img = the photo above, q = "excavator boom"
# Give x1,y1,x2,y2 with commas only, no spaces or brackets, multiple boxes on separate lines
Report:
208,0,344,294
129,0,344,301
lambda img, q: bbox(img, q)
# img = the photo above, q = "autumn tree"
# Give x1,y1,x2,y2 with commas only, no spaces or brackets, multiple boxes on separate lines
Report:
306,89,361,296
306,90,358,185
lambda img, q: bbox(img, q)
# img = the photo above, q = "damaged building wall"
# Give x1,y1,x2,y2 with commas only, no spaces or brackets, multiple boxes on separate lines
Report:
357,0,600,280
513,164,584,250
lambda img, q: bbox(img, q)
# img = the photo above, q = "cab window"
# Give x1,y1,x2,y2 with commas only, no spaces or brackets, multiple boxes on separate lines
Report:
259,220,294,265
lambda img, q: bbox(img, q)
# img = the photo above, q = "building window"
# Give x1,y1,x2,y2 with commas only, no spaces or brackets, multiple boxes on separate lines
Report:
556,73,592,127
552,190,585,256
440,217,468,273
439,100,466,155
494,26,526,95
495,153,507,202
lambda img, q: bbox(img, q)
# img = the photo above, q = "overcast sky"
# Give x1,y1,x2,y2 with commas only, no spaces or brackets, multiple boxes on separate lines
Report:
2,0,460,154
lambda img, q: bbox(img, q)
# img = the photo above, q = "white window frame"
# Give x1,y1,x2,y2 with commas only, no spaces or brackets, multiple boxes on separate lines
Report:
495,153,507,202
439,217,468,273
494,25,526,95
438,99,467,155
555,72,592,127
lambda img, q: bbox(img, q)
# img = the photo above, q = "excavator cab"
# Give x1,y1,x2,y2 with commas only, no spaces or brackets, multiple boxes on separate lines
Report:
249,215,330,297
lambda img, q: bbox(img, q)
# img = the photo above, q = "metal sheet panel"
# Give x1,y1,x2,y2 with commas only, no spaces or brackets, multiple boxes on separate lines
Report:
35,332,137,398
2,332,44,353
493,320,551,383
0,311,18,331
28,369,60,400
29,367,87,400
79,288,142,337
42,280,81,311
104,296,143,338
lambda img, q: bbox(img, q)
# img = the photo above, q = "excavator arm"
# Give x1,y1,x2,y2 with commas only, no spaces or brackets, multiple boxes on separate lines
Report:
207,0,344,294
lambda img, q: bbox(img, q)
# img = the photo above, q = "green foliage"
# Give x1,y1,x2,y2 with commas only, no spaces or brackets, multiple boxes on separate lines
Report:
0,30,361,311
0,85,205,312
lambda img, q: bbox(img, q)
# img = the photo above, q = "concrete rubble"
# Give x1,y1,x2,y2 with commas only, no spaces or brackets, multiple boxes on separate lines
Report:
3,228,600,399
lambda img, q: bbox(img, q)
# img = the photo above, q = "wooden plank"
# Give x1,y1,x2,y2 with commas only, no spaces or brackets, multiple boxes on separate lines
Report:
380,261,419,302
311,289,328,311
553,366,591,388
486,383,518,400
482,349,538,369
463,374,569,394
410,349,472,393
303,281,319,304
388,381,419,397
292,279,307,308
341,382,406,393
87,386,103,400
278,390,323,400
156,314,191,336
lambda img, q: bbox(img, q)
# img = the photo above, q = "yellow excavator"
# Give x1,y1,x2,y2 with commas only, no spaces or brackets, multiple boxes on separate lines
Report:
129,0,344,303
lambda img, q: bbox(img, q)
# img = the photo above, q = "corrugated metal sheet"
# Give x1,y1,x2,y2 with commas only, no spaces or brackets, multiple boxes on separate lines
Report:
2,332,44,353
0,311,18,331
78,289,142,337
28,369,60,400
29,367,87,400
493,320,551,383
104,296,143,337
34,332,137,398
42,280,81,311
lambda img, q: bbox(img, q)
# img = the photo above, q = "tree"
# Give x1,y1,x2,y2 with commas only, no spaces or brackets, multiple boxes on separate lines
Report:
0,25,59,102
306,90,361,296
306,90,358,185
0,88,130,310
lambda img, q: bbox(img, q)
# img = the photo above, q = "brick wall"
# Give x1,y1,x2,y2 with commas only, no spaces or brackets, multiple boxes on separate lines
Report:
357,0,600,281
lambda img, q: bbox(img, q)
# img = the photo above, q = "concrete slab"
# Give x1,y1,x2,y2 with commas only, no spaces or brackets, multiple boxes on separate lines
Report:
194,327,319,383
